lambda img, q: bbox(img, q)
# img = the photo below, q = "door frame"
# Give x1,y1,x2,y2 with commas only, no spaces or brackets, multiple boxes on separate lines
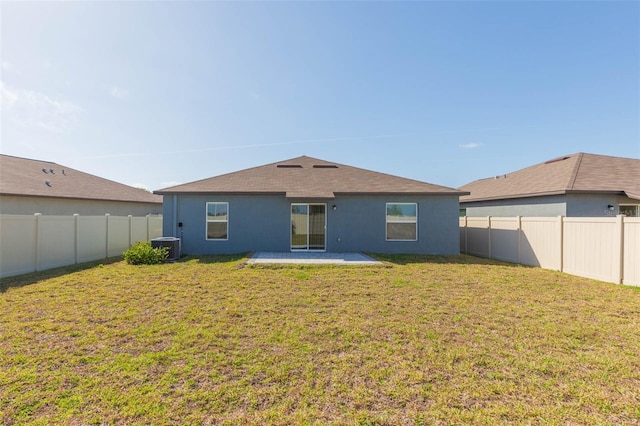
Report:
290,203,327,252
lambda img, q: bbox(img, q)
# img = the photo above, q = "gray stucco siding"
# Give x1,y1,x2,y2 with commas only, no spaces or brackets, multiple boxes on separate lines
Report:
462,195,567,217
163,194,289,255
565,194,638,217
161,195,177,237
328,195,460,254
461,193,638,217
162,193,461,255
0,195,162,216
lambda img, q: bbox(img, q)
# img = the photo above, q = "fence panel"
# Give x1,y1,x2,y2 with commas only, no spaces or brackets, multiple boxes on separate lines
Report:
0,215,37,278
149,215,163,239
38,216,76,271
107,216,130,257
563,218,620,283
131,216,148,244
461,215,637,286
465,217,490,257
520,217,561,270
489,217,519,263
77,216,107,263
623,218,640,286
0,214,163,279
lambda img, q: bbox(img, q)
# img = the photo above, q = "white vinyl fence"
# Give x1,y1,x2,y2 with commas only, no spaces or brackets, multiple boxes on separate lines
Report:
460,216,640,286
0,214,163,279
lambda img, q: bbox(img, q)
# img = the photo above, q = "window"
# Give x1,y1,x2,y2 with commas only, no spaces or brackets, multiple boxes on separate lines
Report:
206,202,228,240
619,205,639,217
386,203,417,241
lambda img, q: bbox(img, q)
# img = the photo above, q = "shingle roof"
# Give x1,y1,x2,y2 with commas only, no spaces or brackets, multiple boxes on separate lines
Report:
460,153,640,202
155,155,466,199
0,154,162,204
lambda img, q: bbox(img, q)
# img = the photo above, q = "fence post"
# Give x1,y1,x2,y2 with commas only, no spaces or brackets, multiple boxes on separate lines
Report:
74,214,80,264
614,215,624,284
34,213,41,272
558,216,564,272
487,216,492,258
517,216,522,264
146,214,151,241
105,214,110,259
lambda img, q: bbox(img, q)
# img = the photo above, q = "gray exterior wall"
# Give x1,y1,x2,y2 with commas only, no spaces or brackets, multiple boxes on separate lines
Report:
462,194,638,217
0,195,163,216
162,193,461,255
565,194,638,217
462,195,567,217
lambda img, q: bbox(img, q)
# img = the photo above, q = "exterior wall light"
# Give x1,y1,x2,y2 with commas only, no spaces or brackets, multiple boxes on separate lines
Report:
607,205,615,211
332,205,337,211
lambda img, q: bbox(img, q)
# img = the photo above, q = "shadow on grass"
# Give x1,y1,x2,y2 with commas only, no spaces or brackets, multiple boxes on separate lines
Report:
369,253,531,267
0,254,252,293
0,257,123,293
1,253,528,293
176,253,250,265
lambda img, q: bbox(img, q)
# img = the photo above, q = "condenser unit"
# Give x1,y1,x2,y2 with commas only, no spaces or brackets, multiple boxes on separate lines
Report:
151,237,181,261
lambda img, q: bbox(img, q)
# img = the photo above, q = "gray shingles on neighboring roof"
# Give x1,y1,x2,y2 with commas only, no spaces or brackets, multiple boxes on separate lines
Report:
459,153,640,202
155,155,466,199
0,154,162,204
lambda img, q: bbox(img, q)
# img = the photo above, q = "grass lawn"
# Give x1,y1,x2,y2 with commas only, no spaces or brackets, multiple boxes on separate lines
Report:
1,254,639,425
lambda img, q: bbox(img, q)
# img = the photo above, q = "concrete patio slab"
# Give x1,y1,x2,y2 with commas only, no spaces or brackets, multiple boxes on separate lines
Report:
248,252,382,265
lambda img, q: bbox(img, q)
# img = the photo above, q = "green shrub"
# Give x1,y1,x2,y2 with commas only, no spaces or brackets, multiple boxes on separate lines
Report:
123,242,169,265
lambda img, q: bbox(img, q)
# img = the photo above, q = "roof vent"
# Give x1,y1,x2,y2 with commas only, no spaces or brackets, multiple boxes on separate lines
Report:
277,164,303,168
45,180,52,187
313,164,338,169
42,168,48,174
545,156,571,164
49,169,55,174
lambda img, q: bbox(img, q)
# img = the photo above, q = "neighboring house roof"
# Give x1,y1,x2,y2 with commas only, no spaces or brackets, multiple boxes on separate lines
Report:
460,153,640,203
0,154,162,204
156,155,467,199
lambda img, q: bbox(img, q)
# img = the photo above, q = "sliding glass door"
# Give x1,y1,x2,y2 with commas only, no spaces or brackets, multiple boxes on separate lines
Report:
291,203,326,251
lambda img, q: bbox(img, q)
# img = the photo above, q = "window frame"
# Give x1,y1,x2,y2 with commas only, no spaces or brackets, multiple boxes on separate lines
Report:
619,204,640,217
385,202,418,241
205,202,229,241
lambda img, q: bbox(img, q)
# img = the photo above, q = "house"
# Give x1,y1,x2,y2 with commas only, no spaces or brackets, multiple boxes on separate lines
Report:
0,154,163,216
155,156,468,255
459,153,640,217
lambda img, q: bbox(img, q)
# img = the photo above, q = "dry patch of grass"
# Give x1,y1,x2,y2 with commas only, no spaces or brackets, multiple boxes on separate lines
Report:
1,254,639,425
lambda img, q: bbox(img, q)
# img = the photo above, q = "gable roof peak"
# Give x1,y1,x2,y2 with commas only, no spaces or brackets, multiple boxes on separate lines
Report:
460,152,640,202
156,155,466,197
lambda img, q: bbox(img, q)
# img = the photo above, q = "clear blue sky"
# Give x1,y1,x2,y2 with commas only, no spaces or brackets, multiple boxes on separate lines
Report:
1,1,638,191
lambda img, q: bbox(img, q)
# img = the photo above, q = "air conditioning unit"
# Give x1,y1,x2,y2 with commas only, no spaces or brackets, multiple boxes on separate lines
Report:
151,237,181,261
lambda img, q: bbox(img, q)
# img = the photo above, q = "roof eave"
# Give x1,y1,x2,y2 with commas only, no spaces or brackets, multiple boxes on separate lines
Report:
623,191,640,201
335,191,468,196
564,189,629,197
154,190,287,196
461,189,635,203
0,192,162,204
461,190,569,203
286,195,336,200
155,190,469,197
